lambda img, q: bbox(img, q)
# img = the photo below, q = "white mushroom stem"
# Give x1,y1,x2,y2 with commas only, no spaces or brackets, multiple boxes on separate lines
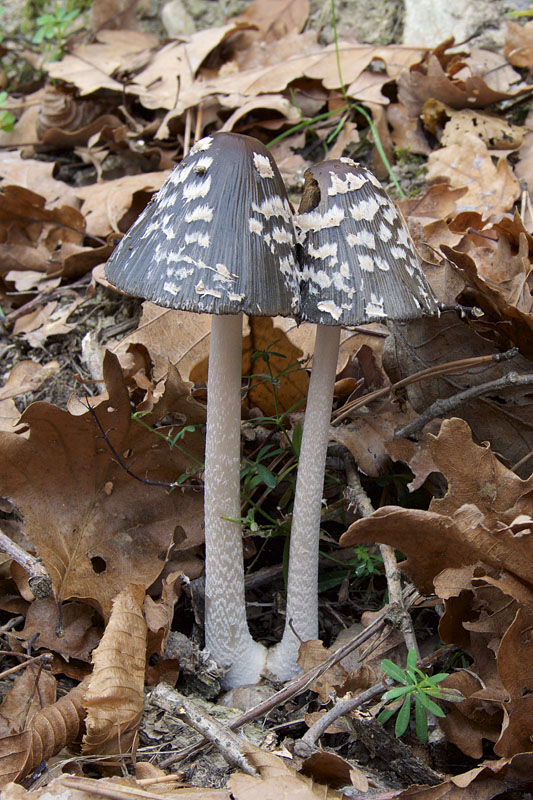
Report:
204,312,266,688
267,323,341,680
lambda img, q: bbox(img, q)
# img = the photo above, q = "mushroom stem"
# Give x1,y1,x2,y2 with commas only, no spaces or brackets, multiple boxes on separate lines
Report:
267,323,341,680
204,313,266,688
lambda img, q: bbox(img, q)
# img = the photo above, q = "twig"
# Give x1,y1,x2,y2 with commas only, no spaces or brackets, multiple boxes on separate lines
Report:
83,398,198,490
61,777,174,800
332,348,519,424
0,653,53,681
295,683,386,756
0,528,52,599
150,686,257,776
395,371,533,438
343,452,420,657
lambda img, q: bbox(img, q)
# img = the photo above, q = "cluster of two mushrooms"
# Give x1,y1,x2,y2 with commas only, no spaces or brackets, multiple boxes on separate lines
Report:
105,133,438,688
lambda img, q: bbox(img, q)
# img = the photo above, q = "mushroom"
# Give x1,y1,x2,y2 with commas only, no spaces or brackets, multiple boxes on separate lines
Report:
105,132,299,688
267,157,439,680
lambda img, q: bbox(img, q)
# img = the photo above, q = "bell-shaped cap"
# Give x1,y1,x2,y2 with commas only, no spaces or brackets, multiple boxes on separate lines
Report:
296,157,439,326
105,132,299,316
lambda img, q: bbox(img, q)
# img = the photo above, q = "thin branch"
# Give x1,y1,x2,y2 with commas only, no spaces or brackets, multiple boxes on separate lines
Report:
0,528,52,599
83,397,199,490
395,371,533,439
332,348,519,424
343,451,420,657
150,686,257,776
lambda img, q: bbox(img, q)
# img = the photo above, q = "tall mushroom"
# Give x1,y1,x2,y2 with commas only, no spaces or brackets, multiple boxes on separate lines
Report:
105,132,299,688
267,157,439,680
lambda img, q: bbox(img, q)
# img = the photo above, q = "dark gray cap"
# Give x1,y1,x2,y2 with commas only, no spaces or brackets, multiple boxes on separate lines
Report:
105,132,299,316
296,158,439,326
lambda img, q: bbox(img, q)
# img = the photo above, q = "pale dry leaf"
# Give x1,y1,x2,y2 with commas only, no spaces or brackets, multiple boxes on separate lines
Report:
426,134,520,218
0,152,80,209
76,171,169,238
0,360,59,403
44,30,159,95
83,584,147,755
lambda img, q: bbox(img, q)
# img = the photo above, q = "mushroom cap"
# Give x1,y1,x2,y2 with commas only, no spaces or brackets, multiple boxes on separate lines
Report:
105,133,299,316
296,158,439,326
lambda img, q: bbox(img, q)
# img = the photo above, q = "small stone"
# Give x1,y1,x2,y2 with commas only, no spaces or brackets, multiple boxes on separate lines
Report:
162,0,196,37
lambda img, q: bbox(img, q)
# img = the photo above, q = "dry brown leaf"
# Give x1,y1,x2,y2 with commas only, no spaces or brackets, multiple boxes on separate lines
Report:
0,667,56,737
0,677,88,789
76,171,169,238
505,20,533,68
2,774,231,799
0,152,80,209
340,417,533,594
441,244,533,358
296,640,348,702
230,740,345,799
83,584,146,755
44,30,159,95
0,360,59,403
234,0,309,42
0,352,204,618
398,48,525,116
20,597,102,662
426,134,520,218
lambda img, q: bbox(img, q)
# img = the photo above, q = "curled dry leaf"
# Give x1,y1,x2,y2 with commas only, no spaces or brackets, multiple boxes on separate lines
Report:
83,584,147,755
0,677,89,789
0,351,205,618
0,667,56,737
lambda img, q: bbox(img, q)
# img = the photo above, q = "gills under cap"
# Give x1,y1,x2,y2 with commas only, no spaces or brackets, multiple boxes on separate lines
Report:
105,132,299,317
296,157,439,326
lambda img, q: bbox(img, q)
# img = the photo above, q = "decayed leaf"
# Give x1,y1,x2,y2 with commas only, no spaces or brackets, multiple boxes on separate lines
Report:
0,352,205,617
83,584,146,755
0,678,89,789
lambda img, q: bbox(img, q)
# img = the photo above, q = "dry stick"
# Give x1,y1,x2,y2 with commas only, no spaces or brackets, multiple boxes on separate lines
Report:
295,683,386,757
150,685,257,776
343,452,420,658
62,777,175,800
0,653,53,681
331,348,519,425
0,528,52,599
395,371,533,439
159,600,417,768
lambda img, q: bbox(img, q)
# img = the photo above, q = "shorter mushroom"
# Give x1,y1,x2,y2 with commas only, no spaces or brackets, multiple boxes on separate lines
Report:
267,157,439,680
105,132,299,688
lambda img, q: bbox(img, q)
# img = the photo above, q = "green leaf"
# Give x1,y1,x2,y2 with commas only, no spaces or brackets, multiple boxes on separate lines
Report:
377,706,396,725
382,685,412,702
416,691,445,717
394,695,411,738
414,695,428,743
255,463,277,488
406,648,418,672
427,673,449,685
381,659,409,685
437,688,465,704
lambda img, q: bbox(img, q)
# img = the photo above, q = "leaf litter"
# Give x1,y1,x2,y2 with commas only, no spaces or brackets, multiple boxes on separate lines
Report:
0,0,533,797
